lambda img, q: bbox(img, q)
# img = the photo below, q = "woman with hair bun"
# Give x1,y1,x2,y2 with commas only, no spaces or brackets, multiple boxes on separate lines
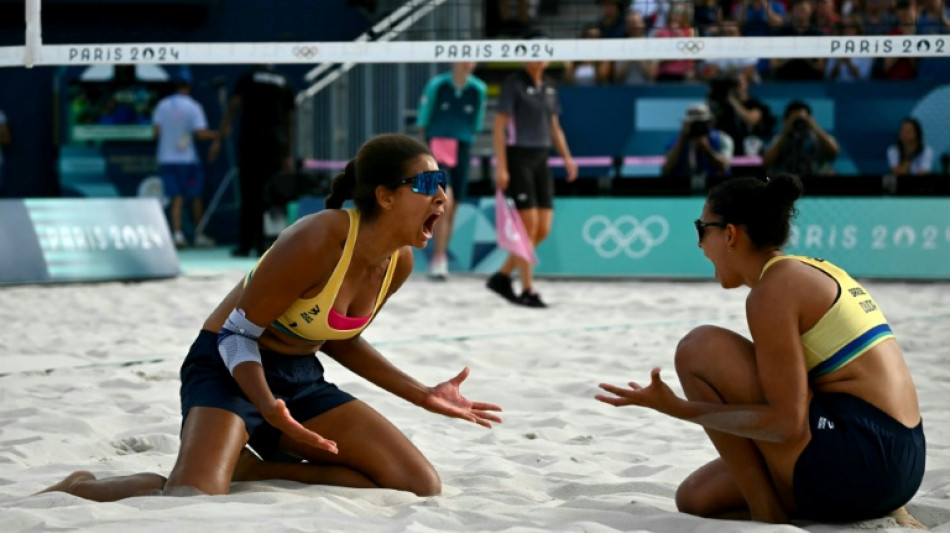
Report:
596,175,925,527
39,133,502,500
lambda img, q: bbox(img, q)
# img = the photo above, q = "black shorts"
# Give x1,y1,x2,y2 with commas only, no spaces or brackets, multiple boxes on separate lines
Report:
793,392,925,522
179,330,356,460
506,146,553,209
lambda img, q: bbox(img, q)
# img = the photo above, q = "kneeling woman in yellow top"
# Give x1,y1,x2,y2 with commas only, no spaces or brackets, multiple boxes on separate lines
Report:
40,133,502,500
596,174,925,525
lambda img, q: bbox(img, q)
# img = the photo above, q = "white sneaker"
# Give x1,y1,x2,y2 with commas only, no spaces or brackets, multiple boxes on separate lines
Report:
194,233,216,248
428,255,449,281
173,231,187,249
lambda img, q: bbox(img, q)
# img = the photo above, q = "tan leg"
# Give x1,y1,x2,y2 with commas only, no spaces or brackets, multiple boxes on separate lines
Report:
239,400,440,496
35,471,166,502
673,325,808,523
163,406,249,495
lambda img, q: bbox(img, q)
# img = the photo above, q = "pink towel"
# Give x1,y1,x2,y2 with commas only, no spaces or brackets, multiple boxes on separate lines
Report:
495,188,538,265
429,137,459,167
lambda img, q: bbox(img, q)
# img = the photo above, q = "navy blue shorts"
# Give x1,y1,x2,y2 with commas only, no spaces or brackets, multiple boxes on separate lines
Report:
160,163,204,199
179,330,356,460
793,392,925,522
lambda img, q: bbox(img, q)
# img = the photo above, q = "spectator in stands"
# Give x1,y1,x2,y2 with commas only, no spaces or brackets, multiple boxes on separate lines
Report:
694,0,723,35
152,71,218,249
814,0,841,34
653,2,699,81
762,100,840,176
861,0,897,34
613,11,659,84
700,19,760,84
564,24,613,85
887,118,934,175
214,64,295,258
629,0,668,30
662,103,734,179
917,0,950,33
880,0,919,79
491,0,539,36
597,0,629,38
826,15,875,81
707,74,775,156
0,107,9,197
415,61,488,280
734,0,787,36
487,60,578,308
771,0,826,80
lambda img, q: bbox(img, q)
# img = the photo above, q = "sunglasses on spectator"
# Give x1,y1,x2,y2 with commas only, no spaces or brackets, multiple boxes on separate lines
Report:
694,219,729,241
398,170,447,195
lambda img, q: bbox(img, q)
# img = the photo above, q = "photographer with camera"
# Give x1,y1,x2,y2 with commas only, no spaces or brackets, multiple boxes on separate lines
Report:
762,100,840,177
706,74,775,156
662,103,733,179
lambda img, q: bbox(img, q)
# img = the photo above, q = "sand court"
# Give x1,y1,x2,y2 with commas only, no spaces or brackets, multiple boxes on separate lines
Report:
0,257,948,532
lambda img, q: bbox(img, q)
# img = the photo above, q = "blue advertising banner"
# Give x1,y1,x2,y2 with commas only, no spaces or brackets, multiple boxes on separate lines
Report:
0,198,180,284
415,196,950,280
533,197,950,279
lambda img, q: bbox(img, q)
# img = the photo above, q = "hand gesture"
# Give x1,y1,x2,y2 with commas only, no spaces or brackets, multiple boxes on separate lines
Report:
260,398,339,454
422,367,503,428
595,367,680,415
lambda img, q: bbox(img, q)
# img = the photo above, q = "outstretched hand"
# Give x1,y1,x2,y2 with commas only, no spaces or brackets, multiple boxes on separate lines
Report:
261,399,339,454
595,367,681,415
422,367,503,428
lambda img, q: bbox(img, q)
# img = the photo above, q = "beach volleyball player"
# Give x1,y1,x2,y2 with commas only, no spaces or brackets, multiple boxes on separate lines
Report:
39,134,502,500
596,175,925,526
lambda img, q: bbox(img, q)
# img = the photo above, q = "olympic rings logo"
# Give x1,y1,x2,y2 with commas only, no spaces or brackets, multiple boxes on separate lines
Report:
292,46,319,59
582,215,669,259
676,40,705,54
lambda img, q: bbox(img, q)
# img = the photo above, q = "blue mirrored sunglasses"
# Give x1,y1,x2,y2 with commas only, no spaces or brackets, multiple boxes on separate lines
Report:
398,170,447,195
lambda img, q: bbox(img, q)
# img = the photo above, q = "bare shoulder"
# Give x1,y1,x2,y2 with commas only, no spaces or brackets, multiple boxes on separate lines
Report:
747,259,809,315
255,209,350,283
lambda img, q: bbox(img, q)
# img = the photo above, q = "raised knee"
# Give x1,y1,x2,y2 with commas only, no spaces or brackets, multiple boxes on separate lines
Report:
675,478,709,517
674,325,720,373
407,466,441,497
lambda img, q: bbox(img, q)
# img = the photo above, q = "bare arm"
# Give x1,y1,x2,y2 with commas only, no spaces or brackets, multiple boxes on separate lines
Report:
493,112,511,189
662,128,688,176
550,115,577,182
809,117,840,159
0,122,9,145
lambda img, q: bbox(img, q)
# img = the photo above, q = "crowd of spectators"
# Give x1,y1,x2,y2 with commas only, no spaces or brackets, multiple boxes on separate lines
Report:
553,0,950,85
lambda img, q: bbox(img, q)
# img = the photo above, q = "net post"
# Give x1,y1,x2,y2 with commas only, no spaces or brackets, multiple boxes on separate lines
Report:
24,0,42,68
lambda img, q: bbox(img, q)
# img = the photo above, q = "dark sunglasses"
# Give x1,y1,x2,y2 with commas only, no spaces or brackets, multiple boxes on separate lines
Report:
398,170,447,195
694,219,728,241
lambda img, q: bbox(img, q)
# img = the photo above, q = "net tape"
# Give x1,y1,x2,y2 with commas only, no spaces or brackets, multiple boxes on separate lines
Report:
2,35,949,69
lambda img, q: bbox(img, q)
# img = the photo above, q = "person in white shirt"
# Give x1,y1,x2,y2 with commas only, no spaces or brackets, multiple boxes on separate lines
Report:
152,70,218,248
887,118,934,175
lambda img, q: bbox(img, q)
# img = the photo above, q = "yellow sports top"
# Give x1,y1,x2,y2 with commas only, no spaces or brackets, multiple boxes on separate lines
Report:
244,208,399,341
761,255,895,378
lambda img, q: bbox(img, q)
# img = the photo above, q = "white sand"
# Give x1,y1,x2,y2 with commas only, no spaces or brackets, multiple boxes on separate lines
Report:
0,271,948,532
